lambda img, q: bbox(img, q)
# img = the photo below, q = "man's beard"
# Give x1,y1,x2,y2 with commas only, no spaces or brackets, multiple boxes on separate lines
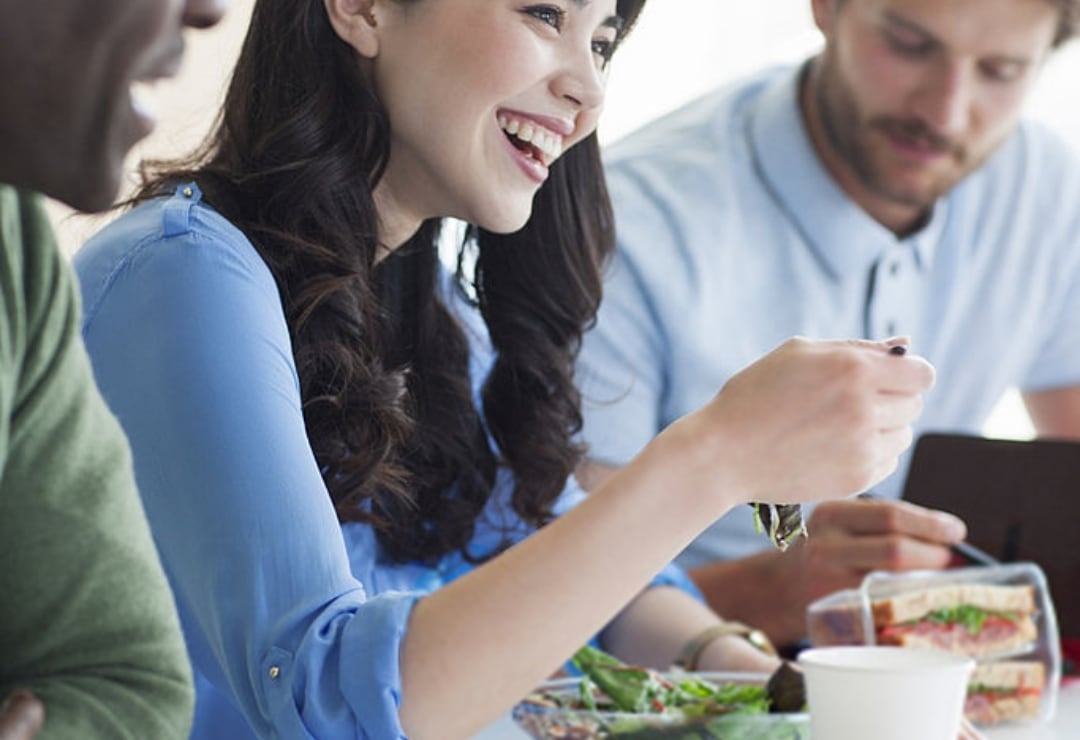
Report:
814,55,971,210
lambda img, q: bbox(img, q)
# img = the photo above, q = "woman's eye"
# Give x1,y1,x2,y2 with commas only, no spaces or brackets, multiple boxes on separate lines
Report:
592,38,615,65
525,4,566,30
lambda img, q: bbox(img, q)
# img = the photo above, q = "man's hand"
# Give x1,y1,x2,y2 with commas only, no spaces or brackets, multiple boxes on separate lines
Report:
798,496,967,599
787,497,966,641
691,497,967,645
0,691,43,740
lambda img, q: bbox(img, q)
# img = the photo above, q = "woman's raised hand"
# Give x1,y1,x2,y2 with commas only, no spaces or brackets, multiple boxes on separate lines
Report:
668,337,934,508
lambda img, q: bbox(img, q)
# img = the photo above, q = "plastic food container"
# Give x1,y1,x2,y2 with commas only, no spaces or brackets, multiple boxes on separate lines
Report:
512,671,810,739
805,562,1062,726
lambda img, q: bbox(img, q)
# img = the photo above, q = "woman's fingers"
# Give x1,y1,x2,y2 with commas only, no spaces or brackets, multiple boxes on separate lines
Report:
691,336,936,506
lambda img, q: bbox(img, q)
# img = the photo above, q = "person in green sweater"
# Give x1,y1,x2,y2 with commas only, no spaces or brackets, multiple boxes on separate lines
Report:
0,0,229,737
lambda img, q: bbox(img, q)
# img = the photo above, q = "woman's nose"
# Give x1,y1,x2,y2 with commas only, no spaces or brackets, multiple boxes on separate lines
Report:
552,52,606,112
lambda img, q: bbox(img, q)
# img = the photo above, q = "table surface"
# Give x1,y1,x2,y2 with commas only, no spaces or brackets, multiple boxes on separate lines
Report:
474,678,1080,739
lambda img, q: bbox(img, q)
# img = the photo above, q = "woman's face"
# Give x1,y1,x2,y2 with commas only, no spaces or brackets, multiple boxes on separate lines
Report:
354,0,621,242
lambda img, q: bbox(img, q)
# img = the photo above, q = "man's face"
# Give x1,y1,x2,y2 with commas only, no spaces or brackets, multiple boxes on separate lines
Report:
0,0,227,211
810,0,1058,216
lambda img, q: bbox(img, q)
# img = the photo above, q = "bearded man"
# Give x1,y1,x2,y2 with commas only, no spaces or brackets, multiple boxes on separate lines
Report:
576,0,1080,649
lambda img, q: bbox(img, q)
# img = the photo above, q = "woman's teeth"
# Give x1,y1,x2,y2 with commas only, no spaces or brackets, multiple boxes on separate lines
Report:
498,114,564,164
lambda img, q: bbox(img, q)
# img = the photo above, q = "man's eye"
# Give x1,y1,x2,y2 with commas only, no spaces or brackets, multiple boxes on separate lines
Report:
980,61,1025,83
885,32,933,58
525,4,566,30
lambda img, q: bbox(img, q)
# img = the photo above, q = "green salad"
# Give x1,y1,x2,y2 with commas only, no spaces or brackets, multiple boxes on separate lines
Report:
512,646,809,739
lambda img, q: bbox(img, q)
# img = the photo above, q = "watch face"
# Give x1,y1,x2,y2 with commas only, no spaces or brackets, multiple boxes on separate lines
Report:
748,629,778,656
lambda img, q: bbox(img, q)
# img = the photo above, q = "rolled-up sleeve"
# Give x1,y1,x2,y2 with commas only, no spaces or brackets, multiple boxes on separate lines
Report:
75,193,417,739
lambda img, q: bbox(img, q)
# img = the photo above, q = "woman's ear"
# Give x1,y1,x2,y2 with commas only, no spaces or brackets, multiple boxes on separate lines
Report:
810,0,838,36
324,0,381,58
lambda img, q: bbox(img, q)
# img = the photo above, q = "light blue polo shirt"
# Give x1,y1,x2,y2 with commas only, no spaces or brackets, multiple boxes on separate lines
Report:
578,64,1080,569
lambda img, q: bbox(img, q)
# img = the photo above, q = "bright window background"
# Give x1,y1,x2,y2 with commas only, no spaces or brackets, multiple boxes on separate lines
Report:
52,0,1079,439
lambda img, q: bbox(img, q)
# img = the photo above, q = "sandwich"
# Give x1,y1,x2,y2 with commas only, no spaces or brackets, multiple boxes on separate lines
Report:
964,660,1045,725
806,582,1047,726
872,583,1038,658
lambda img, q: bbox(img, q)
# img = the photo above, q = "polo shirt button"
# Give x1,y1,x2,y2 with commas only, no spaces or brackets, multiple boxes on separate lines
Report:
182,186,194,198
268,666,281,679
889,261,901,276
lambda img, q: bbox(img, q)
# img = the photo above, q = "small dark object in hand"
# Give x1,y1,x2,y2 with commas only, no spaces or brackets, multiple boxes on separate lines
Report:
752,503,807,551
950,540,1000,566
766,661,806,714
889,344,908,356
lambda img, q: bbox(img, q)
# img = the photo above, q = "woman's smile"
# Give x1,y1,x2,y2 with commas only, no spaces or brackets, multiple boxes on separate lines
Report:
497,109,570,183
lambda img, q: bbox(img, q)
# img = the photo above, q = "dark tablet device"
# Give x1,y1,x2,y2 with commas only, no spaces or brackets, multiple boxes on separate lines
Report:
902,433,1079,639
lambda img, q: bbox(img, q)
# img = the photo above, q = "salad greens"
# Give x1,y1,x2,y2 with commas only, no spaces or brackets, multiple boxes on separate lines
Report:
922,605,1019,635
512,646,808,739
571,645,771,716
751,503,807,551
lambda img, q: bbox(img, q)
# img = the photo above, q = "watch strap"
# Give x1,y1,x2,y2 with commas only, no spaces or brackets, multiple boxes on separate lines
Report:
675,621,778,671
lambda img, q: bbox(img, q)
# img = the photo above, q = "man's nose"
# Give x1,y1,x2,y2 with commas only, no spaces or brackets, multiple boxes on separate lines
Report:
915,62,972,137
182,0,228,29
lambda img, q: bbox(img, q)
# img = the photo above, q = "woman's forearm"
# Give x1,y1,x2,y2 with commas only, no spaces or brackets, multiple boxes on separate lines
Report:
398,337,935,738
398,426,742,739
600,585,780,674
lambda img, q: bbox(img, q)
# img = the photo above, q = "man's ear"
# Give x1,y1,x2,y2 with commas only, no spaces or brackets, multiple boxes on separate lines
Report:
324,0,381,58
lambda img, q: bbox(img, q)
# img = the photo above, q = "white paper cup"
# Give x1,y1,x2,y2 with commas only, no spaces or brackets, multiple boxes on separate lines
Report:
799,646,975,740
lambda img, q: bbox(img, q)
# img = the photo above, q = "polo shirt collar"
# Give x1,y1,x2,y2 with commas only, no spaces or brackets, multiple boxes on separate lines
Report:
747,63,947,278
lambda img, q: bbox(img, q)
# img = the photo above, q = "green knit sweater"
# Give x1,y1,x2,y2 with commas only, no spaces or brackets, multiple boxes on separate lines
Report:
0,186,194,738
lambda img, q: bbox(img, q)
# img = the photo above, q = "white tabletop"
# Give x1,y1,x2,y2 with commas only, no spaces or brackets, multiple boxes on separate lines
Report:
475,679,1080,739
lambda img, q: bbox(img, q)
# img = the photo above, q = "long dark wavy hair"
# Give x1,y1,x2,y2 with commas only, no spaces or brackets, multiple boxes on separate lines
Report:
134,0,647,565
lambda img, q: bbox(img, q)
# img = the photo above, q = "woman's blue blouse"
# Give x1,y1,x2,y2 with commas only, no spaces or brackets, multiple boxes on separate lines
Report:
73,184,698,739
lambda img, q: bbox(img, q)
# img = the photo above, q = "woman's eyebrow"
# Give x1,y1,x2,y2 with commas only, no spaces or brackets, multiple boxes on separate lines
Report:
568,0,625,31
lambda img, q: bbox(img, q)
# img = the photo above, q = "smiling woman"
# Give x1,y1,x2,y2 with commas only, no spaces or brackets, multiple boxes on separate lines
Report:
69,0,936,738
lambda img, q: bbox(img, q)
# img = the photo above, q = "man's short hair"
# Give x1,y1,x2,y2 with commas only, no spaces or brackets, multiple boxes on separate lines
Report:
833,0,1080,47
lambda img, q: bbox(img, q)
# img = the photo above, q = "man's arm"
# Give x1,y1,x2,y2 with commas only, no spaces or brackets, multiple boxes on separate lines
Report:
1023,386,1080,439
0,190,193,738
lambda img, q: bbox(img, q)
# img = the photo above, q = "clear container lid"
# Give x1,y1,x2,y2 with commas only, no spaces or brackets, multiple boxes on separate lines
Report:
805,562,1062,726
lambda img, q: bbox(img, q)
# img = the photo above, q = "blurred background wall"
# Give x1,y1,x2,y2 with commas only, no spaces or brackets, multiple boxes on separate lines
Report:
53,0,1080,435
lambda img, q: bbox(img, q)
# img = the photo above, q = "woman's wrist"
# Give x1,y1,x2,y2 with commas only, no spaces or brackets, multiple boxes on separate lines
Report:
650,410,748,515
676,621,780,673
